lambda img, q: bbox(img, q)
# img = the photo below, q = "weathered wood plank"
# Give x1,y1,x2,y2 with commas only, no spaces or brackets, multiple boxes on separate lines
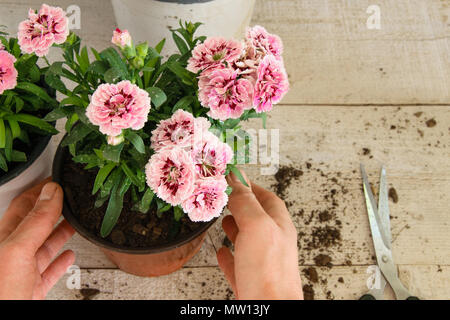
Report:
208,105,450,267
251,0,450,104
46,265,449,300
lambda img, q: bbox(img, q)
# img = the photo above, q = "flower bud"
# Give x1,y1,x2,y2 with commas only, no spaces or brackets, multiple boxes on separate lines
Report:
136,42,148,58
111,28,132,48
107,134,125,146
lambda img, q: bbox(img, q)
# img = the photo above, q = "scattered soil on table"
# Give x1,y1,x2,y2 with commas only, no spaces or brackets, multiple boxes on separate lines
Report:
302,284,315,300
80,288,100,300
338,277,344,284
388,187,399,203
61,154,205,248
425,119,437,128
362,148,371,156
414,112,423,118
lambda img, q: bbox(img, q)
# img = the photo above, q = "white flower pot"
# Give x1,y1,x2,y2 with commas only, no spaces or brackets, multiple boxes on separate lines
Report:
111,0,256,54
0,136,54,218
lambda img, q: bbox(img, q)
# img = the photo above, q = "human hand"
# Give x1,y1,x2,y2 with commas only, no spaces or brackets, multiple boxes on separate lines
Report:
0,179,75,300
217,170,303,300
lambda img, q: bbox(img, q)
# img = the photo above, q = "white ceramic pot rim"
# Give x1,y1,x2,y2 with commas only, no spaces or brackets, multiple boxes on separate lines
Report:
0,134,52,187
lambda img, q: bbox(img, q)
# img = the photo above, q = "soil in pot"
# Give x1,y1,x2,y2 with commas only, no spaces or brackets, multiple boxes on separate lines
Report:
60,152,206,248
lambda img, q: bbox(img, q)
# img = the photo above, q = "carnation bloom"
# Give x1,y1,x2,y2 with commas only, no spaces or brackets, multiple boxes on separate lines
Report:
0,50,18,94
187,37,243,73
86,80,151,137
145,147,196,206
192,132,233,179
182,178,228,222
246,25,283,60
112,28,132,48
199,68,253,121
150,110,211,152
18,4,69,57
253,55,289,113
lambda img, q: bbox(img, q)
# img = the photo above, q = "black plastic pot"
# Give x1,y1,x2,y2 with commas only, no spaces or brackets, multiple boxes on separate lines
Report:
52,142,217,276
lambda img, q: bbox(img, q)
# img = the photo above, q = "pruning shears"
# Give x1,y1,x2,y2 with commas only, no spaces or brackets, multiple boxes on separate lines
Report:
360,164,419,300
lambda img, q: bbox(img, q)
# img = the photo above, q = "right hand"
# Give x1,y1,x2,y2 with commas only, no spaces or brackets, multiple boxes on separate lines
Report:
217,170,303,300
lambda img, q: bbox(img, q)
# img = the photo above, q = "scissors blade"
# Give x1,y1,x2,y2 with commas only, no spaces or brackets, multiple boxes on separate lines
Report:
360,164,390,248
378,167,392,249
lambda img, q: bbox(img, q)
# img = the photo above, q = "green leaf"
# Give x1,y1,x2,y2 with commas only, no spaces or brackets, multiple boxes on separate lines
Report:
155,38,166,54
87,60,109,74
167,62,194,85
92,162,116,195
60,96,87,108
100,173,131,237
99,47,129,80
45,73,67,93
174,206,184,221
7,119,20,139
134,188,155,214
172,96,195,113
11,150,26,162
104,67,122,83
15,82,57,106
172,32,189,55
43,107,71,121
6,114,58,134
76,46,90,74
121,162,144,190
0,151,7,172
61,122,91,146
103,142,124,163
145,87,167,109
225,186,233,195
229,165,249,187
4,126,12,161
14,97,24,113
100,167,121,198
125,131,145,154
0,119,5,149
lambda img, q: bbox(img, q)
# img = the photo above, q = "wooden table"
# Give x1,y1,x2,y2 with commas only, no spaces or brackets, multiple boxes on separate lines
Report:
2,0,448,300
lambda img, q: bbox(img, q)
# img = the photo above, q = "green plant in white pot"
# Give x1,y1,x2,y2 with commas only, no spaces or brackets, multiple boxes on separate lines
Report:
0,4,67,216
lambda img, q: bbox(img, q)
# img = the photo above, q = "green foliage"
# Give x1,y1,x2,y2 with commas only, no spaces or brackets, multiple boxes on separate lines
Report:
0,35,60,172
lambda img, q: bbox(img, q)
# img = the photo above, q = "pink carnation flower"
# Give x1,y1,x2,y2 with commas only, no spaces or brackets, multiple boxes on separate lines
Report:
151,110,211,152
0,50,18,94
246,25,283,60
182,178,228,222
112,28,132,48
199,68,253,121
187,37,243,73
86,80,151,137
192,132,233,179
145,147,196,206
18,4,69,57
253,55,289,113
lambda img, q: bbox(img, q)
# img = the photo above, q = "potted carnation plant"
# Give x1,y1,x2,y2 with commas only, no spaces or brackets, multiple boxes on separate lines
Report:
0,4,68,216
48,8,288,276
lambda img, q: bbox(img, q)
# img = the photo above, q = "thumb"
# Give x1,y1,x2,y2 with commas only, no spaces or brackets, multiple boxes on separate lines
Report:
9,182,64,253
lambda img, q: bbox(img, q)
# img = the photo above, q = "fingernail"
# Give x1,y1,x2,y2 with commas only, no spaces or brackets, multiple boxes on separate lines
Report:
40,183,57,201
229,172,239,183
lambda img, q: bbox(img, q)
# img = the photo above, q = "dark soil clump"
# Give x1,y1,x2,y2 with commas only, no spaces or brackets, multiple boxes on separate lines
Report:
61,154,205,248
80,288,100,300
303,284,315,300
425,119,437,128
388,187,399,203
302,267,319,283
272,165,303,198
314,254,333,267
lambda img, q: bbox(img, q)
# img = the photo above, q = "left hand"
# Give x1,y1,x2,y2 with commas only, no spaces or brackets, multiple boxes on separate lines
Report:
0,179,75,300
